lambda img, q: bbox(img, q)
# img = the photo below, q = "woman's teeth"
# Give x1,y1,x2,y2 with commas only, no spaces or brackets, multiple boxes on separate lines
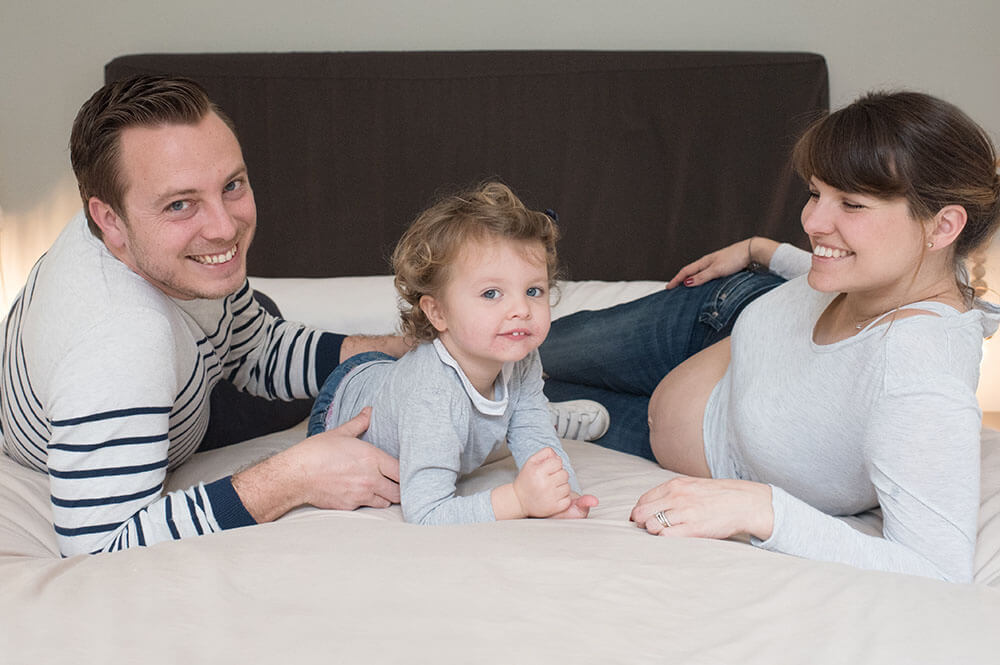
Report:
813,245,852,259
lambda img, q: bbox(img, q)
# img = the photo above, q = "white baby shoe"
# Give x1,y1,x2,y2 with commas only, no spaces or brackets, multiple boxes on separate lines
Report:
548,399,610,441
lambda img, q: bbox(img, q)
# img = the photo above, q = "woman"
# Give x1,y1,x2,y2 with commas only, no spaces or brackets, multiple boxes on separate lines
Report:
539,91,1000,582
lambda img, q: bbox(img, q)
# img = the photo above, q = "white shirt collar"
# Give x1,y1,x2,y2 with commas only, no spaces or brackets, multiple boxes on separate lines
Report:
432,338,513,416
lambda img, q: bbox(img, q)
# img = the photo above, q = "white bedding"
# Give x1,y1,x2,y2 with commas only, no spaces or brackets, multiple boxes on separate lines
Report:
3,277,1000,663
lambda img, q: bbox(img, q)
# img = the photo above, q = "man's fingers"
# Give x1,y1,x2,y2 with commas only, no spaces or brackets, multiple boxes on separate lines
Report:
373,474,401,504
364,495,392,509
371,446,401,482
331,406,372,438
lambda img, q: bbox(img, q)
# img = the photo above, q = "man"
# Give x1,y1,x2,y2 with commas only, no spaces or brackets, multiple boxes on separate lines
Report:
0,76,408,556
0,75,608,556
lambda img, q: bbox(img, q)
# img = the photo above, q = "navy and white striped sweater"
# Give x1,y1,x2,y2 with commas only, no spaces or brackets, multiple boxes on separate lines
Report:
0,212,342,556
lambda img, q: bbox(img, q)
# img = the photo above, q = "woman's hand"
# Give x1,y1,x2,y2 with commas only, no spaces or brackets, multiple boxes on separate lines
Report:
665,236,779,290
629,476,774,541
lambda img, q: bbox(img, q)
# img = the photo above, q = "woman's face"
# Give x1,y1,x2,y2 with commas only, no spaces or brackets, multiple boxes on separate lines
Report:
800,177,931,299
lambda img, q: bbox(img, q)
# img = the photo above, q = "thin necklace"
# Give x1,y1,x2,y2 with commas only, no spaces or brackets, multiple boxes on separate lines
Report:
850,289,955,330
854,311,894,330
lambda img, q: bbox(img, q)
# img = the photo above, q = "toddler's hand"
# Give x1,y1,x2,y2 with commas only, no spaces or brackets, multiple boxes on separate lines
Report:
549,493,599,519
512,447,572,517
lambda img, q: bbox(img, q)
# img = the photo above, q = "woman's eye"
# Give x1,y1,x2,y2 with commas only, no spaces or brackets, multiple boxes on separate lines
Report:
842,201,865,210
224,179,242,193
526,287,544,297
807,189,819,199
482,289,500,300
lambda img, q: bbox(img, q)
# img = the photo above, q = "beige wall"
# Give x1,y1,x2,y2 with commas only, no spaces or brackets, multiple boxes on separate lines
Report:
2,0,999,301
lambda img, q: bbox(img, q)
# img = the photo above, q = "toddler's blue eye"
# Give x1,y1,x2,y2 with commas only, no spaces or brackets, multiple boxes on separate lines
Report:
527,287,543,297
482,289,500,300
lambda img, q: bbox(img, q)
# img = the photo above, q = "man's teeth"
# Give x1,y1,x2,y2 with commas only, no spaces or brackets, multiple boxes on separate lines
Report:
813,245,852,259
192,247,237,264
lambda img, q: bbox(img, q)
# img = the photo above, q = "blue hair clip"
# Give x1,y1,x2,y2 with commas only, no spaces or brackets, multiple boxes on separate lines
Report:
543,208,559,221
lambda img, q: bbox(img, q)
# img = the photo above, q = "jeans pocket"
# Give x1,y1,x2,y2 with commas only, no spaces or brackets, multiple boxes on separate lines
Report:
697,271,785,333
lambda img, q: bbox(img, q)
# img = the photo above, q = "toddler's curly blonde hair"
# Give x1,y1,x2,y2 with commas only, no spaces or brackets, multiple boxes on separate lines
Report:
392,181,561,342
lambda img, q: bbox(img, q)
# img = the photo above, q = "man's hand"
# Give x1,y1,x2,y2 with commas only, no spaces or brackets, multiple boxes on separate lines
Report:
232,407,400,523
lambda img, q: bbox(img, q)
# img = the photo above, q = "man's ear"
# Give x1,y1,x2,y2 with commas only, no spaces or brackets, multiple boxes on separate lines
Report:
419,295,448,333
928,205,967,250
87,197,128,249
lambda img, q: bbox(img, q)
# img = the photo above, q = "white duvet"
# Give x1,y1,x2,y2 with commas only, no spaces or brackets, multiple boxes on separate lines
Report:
3,276,999,664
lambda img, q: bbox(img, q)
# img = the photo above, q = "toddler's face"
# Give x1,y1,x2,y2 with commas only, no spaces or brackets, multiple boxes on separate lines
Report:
422,238,551,388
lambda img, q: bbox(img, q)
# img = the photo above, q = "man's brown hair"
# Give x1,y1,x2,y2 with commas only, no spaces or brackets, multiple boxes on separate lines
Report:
69,75,236,236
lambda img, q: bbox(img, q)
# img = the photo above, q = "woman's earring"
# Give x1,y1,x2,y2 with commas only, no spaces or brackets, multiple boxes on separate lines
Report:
927,241,935,248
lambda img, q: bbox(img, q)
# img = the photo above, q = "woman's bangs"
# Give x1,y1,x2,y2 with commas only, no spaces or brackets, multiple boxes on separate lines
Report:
794,111,906,198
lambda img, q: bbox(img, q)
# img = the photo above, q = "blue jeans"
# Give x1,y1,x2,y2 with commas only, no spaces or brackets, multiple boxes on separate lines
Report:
308,351,396,436
538,270,785,460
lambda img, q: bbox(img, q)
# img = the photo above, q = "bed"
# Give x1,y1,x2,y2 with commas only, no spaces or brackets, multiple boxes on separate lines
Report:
3,51,999,663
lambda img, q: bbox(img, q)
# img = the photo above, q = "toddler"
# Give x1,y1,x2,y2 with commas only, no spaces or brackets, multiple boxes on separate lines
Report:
308,182,599,524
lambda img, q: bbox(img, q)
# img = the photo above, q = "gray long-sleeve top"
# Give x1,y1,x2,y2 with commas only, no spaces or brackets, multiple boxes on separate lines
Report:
326,339,580,524
704,244,999,582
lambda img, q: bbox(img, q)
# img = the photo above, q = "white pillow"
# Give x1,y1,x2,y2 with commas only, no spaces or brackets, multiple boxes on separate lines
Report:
551,279,665,320
250,276,400,334
249,276,665,335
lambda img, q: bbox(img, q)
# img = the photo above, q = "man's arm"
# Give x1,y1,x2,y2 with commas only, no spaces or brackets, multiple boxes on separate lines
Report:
48,361,397,554
338,334,412,363
43,313,255,556
224,284,412,400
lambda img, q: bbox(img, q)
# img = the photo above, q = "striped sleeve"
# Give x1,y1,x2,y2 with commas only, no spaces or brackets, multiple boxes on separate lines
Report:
222,283,343,400
47,406,255,555
44,312,253,556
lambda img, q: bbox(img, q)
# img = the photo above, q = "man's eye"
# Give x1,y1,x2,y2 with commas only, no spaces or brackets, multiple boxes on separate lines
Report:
482,289,500,300
168,200,189,212
224,180,241,193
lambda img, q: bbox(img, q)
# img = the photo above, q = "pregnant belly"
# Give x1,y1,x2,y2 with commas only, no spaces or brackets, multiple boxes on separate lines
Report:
647,337,730,477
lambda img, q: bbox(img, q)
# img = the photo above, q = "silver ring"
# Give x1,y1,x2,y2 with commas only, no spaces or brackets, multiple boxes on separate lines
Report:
655,510,672,528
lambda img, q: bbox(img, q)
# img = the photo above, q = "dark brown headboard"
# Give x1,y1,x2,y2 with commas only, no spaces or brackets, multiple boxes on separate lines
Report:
106,51,828,281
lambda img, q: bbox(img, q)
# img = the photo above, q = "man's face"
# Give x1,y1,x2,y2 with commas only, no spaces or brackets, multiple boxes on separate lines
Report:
107,112,256,300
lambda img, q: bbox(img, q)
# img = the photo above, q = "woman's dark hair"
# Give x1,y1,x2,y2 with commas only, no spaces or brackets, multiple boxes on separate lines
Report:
792,91,1000,260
